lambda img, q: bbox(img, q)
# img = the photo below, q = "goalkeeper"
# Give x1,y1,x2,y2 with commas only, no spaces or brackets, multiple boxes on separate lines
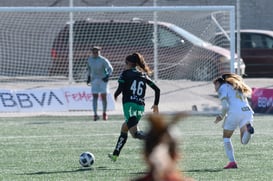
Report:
87,46,113,121
108,52,160,162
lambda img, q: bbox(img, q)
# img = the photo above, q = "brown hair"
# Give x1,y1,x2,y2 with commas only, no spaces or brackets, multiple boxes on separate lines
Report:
213,73,252,96
144,112,188,161
133,113,194,181
126,52,152,76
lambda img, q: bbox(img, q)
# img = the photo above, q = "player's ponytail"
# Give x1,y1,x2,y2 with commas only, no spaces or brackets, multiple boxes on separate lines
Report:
132,52,152,76
221,73,252,96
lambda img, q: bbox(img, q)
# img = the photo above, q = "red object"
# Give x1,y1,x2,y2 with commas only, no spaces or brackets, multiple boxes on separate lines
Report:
103,113,108,120
224,162,238,169
251,88,273,114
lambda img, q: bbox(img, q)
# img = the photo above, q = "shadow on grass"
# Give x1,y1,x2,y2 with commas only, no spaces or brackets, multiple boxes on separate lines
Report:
185,168,223,173
19,166,123,175
130,168,223,176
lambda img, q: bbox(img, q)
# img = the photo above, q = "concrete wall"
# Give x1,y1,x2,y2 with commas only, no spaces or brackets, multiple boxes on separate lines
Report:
0,0,272,30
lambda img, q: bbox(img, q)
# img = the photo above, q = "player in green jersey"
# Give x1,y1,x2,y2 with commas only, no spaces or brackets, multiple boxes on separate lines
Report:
108,52,160,162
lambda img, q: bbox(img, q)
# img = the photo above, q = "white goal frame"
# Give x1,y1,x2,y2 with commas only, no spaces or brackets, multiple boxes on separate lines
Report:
0,6,236,116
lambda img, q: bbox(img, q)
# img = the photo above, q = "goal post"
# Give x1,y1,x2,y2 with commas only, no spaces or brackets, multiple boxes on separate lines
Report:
0,6,235,82
0,6,236,115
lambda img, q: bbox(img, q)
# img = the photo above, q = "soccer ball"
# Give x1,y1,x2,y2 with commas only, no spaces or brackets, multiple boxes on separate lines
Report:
79,151,95,167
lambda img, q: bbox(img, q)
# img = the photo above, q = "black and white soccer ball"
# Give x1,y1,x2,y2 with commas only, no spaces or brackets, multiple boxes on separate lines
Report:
79,151,95,167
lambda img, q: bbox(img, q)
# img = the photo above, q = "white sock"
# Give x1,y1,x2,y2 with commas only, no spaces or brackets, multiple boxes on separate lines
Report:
242,131,251,144
223,138,235,162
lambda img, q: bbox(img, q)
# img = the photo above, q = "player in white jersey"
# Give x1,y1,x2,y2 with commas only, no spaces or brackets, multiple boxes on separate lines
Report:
87,46,113,121
213,73,254,169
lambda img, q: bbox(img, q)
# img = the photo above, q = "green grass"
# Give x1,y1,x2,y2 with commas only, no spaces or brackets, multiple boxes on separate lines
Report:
0,115,272,181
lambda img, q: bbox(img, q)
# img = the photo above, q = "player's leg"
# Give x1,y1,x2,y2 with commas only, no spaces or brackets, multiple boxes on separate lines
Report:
240,113,254,144
108,103,145,161
100,80,109,120
109,103,131,161
128,104,145,139
128,116,146,140
240,126,251,145
91,80,100,121
223,129,237,169
92,93,99,121
101,93,108,120
222,115,238,169
108,122,128,161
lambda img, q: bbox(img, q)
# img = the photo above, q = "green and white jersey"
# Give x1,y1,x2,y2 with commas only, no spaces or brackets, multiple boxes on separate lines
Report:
114,68,160,106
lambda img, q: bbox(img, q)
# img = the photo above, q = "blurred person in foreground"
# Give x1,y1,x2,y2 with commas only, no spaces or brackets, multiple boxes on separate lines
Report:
132,113,194,181
87,46,113,121
108,52,160,162
213,73,254,169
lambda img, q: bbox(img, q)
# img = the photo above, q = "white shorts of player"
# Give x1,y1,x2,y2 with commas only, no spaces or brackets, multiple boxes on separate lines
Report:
223,110,253,130
91,78,108,94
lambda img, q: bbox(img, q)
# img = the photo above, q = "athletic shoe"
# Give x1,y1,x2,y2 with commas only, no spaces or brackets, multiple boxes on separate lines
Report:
93,115,100,121
108,154,118,162
103,113,108,120
246,123,254,134
224,162,238,169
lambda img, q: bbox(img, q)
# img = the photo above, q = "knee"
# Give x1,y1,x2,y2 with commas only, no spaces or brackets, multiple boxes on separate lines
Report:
121,122,128,132
127,116,138,129
93,95,98,100
101,94,107,100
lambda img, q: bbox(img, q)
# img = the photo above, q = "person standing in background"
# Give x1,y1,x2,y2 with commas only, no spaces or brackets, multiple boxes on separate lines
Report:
87,46,113,121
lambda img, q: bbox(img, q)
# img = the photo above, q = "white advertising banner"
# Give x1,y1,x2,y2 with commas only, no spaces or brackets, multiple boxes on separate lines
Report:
0,90,19,112
0,87,115,113
0,88,68,112
62,87,115,111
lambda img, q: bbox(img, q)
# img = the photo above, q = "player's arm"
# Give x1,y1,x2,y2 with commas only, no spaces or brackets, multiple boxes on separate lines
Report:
219,97,228,116
86,62,91,85
99,58,113,82
114,74,125,101
106,60,113,76
103,58,114,82
215,98,229,123
147,78,160,113
215,85,229,123
114,83,123,101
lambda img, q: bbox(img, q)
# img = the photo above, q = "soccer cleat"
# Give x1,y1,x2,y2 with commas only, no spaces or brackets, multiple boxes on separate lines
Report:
108,154,118,162
224,162,238,169
135,130,147,140
93,115,100,121
103,113,108,120
246,123,254,134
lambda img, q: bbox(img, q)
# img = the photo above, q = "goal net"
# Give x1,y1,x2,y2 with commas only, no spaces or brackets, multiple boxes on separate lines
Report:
0,6,235,115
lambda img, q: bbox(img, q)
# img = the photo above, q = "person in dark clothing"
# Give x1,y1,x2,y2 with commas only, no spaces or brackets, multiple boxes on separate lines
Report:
108,52,160,162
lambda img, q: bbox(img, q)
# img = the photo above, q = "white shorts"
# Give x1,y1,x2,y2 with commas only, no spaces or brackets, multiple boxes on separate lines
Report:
223,110,253,130
91,78,108,94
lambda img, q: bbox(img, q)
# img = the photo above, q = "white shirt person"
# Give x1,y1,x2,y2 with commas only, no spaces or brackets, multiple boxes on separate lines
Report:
87,46,113,121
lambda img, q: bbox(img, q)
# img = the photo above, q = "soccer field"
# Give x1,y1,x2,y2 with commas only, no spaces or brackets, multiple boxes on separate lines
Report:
0,115,272,181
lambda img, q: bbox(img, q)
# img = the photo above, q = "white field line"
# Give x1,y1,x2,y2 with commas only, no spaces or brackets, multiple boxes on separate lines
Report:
1,130,269,140
0,133,119,139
